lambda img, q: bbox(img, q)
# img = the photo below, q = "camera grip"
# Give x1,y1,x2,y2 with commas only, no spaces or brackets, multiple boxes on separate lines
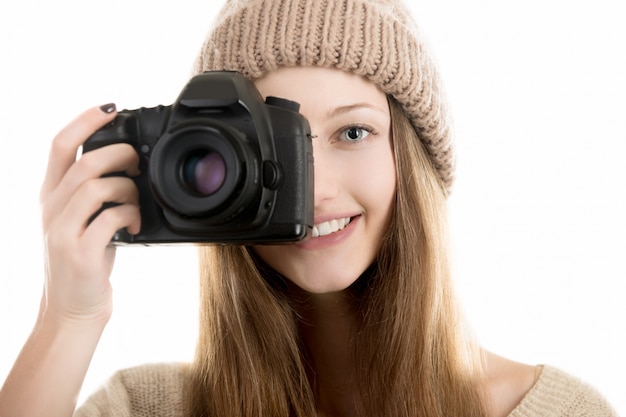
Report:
83,112,136,153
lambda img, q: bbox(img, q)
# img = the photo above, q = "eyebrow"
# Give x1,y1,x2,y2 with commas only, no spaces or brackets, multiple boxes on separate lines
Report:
327,102,388,118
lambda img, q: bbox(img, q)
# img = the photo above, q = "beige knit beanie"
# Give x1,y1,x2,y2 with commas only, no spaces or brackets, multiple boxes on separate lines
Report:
194,0,455,193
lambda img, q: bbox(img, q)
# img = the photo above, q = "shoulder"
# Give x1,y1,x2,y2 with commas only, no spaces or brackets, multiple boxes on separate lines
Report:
74,362,188,417
507,365,617,417
486,353,541,417
486,352,616,417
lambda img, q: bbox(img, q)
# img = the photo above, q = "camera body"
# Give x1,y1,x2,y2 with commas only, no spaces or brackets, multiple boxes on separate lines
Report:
83,71,313,245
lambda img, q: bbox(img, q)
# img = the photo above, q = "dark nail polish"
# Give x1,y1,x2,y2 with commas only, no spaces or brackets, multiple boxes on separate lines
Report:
100,103,116,114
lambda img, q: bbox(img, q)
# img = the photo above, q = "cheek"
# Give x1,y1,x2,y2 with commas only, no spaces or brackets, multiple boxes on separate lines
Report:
353,146,397,213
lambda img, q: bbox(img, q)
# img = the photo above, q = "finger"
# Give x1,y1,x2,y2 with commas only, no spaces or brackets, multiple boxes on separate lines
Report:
61,176,140,237
67,142,140,189
82,203,141,248
42,176,139,251
40,104,118,201
42,143,139,220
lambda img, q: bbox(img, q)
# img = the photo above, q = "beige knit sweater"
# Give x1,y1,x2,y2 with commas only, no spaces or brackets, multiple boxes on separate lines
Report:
74,363,617,417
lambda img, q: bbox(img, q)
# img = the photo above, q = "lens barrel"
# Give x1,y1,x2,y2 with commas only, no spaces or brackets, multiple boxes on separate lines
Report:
149,122,259,221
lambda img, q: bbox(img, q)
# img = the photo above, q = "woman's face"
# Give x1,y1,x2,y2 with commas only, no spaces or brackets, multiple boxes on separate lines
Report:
253,67,396,294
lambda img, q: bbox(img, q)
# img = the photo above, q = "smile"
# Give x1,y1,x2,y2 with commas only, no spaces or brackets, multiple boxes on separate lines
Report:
311,217,352,238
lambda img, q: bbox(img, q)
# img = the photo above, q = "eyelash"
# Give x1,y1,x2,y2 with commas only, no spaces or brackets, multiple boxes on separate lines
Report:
337,124,377,143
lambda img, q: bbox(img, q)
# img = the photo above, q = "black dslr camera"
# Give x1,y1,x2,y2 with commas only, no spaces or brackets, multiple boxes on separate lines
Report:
83,71,313,245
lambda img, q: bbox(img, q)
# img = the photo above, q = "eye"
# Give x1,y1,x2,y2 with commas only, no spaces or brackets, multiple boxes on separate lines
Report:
339,125,373,143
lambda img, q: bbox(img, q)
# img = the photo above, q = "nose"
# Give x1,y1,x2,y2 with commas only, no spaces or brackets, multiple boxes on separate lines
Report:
312,139,338,208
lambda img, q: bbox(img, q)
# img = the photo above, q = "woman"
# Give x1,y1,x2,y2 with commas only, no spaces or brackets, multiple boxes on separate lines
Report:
0,0,616,416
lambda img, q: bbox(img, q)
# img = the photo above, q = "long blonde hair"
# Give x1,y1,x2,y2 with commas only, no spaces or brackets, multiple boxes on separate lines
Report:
187,97,489,416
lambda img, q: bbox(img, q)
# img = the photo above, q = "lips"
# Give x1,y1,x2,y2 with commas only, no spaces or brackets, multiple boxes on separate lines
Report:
295,214,360,250
311,217,352,238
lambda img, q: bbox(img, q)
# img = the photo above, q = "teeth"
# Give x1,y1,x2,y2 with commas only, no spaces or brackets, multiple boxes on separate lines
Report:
311,217,352,238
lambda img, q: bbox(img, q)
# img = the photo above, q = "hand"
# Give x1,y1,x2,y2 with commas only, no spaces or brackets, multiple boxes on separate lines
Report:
0,105,141,417
38,104,141,325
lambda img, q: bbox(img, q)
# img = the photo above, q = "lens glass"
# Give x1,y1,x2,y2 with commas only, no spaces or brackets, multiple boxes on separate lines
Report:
182,151,226,196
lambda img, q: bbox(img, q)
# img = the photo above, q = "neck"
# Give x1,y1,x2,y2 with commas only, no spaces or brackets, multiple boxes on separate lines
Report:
289,285,361,416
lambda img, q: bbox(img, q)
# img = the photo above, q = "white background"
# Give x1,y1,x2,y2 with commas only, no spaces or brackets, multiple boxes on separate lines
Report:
1,0,624,413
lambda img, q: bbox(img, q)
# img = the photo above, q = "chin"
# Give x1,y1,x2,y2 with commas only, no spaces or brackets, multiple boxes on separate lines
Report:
250,247,375,295
284,269,367,295
291,280,353,295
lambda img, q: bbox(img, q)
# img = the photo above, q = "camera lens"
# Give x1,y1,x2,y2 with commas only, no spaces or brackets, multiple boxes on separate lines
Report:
150,122,259,220
182,151,226,196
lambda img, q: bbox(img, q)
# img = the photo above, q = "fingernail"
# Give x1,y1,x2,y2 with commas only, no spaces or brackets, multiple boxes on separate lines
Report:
100,103,116,114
